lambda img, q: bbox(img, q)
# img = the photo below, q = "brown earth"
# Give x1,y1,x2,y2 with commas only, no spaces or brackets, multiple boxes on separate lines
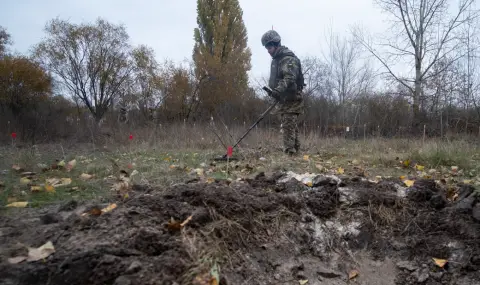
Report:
0,172,479,285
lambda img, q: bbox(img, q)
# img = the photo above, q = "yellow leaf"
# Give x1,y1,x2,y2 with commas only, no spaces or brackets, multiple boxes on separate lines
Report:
306,181,313,187
206,177,215,184
399,175,407,180
303,155,310,161
45,184,55,193
46,177,72,187
402,159,411,167
349,269,359,279
61,178,72,186
403,180,415,187
20,177,31,185
101,203,117,213
30,185,42,192
432,258,448,268
57,160,65,167
6,201,28,208
336,167,345,174
299,280,309,285
415,164,425,171
80,173,94,180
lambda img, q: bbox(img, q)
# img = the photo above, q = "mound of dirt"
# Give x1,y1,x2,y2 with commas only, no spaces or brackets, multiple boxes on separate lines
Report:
1,174,479,285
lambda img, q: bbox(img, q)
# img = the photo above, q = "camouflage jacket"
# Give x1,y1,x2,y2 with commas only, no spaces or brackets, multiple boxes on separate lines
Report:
268,46,304,114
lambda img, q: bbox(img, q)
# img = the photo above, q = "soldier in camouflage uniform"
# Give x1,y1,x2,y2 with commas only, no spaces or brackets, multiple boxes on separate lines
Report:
261,30,305,155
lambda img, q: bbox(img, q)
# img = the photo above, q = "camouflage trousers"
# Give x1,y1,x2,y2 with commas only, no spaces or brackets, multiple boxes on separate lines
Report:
280,113,300,154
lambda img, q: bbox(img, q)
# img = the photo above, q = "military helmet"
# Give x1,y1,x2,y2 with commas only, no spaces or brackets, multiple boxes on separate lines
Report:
261,30,281,46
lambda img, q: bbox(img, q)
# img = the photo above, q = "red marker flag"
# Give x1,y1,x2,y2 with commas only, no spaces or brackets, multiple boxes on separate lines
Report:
227,146,233,157
11,132,17,139
129,134,133,140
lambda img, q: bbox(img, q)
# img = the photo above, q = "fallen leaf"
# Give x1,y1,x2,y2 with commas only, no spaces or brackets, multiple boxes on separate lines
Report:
181,215,193,227
303,155,310,161
336,167,345,174
30,185,42,192
101,203,117,213
57,160,65,167
206,177,215,184
6,201,28,208
8,256,27,264
80,173,94,180
403,180,415,187
195,168,204,176
399,175,407,180
299,280,309,285
349,269,359,279
166,215,193,231
463,179,472,184
12,164,23,171
402,159,411,167
45,184,55,193
20,177,31,185
46,178,72,187
112,181,129,192
415,164,425,171
432,258,448,268
88,208,102,216
26,241,55,262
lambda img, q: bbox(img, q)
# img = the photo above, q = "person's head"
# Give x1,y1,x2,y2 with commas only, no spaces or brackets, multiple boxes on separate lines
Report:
261,30,281,56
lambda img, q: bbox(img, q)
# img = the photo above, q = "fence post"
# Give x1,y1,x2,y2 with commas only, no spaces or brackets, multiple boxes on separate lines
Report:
363,123,366,141
423,124,426,145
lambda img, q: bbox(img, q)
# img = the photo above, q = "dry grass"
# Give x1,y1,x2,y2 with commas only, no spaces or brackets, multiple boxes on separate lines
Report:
1,123,479,207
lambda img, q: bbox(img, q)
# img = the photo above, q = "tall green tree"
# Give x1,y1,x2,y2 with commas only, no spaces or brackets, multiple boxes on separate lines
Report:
193,0,252,117
0,26,11,56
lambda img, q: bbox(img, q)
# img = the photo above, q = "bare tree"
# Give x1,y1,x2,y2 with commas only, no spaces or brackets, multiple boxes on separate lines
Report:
353,0,478,129
34,18,133,123
300,56,331,98
323,28,375,125
130,45,163,121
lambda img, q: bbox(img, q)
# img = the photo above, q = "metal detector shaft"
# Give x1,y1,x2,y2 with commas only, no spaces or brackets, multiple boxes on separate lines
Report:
217,101,277,159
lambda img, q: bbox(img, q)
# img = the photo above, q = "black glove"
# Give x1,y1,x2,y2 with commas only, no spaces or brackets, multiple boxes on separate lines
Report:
262,86,282,101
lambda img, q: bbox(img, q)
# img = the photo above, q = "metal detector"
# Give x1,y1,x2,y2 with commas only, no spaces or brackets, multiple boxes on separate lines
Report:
213,87,277,161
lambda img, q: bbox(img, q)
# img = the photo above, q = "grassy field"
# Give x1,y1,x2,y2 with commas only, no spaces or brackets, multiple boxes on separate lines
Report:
1,129,480,208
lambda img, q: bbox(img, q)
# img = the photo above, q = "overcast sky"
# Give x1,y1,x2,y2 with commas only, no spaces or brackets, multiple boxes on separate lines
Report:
1,0,389,84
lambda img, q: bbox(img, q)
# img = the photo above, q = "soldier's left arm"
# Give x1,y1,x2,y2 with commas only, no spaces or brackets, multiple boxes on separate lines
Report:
273,56,299,94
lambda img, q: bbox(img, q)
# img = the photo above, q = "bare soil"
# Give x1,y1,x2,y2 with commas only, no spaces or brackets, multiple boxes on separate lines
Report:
1,171,479,285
